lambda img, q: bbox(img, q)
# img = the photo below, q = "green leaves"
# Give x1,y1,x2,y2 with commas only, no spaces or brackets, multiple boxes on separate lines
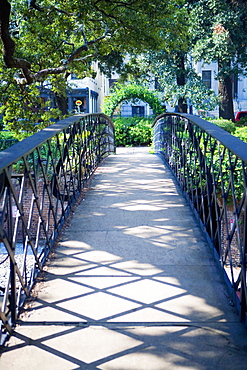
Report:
0,61,62,138
187,0,247,119
102,83,164,117
113,117,153,147
207,118,236,134
2,0,176,81
190,0,247,69
160,65,218,111
0,0,178,135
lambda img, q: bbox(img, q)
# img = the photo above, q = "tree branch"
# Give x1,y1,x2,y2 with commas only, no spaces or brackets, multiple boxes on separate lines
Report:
29,0,44,12
52,6,75,16
93,0,139,21
0,0,33,82
33,66,67,81
0,1,110,84
29,0,75,16
73,54,96,62
66,25,110,64
33,29,109,81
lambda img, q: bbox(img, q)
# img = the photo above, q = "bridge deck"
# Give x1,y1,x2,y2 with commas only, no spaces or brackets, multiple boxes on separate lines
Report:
1,147,247,369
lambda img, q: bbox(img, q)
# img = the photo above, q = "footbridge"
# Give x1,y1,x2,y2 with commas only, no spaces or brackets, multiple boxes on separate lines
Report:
1,113,247,368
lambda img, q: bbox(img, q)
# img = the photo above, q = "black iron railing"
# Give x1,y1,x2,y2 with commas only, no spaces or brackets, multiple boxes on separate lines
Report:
0,113,115,344
153,113,247,323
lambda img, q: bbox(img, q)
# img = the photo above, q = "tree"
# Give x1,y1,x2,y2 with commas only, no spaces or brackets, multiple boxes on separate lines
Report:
117,51,218,114
118,5,192,113
0,0,179,135
1,0,173,83
189,0,247,121
115,4,218,114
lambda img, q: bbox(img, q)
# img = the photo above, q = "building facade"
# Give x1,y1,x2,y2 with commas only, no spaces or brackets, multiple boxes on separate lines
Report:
67,63,110,114
40,62,110,115
195,61,247,117
41,59,247,118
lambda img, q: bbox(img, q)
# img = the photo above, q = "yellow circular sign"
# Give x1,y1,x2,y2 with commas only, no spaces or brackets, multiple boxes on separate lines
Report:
75,100,82,106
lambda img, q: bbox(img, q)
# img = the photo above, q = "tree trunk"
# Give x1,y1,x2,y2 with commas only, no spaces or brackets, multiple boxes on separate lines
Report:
177,97,188,114
176,52,187,113
55,93,68,115
218,60,235,121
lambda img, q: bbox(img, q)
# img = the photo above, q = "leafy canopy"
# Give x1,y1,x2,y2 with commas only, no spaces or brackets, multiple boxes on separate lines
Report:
117,52,218,112
189,0,247,76
1,0,178,83
0,0,181,136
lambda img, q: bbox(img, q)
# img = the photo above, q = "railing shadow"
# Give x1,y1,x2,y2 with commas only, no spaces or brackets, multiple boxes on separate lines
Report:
0,113,115,344
1,148,247,368
153,113,247,324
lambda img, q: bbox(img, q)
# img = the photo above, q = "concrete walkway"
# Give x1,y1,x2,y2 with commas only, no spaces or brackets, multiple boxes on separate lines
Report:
1,147,247,369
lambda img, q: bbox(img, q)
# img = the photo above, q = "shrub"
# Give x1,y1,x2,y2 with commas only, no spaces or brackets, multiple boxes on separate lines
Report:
0,130,18,151
237,116,247,127
206,118,247,142
0,130,16,140
113,117,153,146
235,126,247,143
207,118,236,134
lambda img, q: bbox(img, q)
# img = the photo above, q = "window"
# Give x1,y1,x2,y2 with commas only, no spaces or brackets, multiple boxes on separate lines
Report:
202,70,212,89
132,106,144,117
109,79,118,89
154,77,162,91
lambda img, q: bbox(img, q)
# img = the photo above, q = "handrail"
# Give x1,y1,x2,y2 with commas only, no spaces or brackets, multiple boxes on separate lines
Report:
0,113,115,345
153,113,247,162
153,113,247,324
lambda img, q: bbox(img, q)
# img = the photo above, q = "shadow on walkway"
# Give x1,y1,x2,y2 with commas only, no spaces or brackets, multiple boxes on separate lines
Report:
1,147,247,369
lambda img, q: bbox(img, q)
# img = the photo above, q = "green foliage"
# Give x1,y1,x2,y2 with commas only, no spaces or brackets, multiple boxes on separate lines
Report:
0,0,181,135
113,117,153,147
189,0,247,119
204,118,247,149
206,118,236,134
119,52,218,113
0,131,15,140
205,117,247,144
0,67,62,139
102,83,164,117
237,117,247,127
189,0,247,68
3,1,177,78
163,68,218,111
235,127,247,143
0,130,18,151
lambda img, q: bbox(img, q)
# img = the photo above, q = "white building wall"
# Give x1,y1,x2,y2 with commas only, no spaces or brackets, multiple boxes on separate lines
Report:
194,61,218,94
120,101,153,117
235,76,247,111
67,62,109,113
66,58,247,117
93,62,110,112
194,60,247,116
